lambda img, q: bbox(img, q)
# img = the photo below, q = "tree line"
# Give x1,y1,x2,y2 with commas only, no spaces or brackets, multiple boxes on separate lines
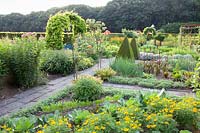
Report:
0,0,199,32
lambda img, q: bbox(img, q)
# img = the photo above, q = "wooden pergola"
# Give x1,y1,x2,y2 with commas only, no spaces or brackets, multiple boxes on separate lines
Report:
179,23,200,45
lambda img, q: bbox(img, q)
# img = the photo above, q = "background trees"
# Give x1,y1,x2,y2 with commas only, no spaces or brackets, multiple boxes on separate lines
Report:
0,0,199,32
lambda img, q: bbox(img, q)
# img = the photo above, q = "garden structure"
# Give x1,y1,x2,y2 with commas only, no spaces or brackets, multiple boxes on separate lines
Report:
179,23,200,46
0,12,200,133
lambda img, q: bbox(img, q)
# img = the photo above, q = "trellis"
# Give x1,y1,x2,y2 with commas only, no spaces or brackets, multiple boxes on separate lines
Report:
179,24,200,46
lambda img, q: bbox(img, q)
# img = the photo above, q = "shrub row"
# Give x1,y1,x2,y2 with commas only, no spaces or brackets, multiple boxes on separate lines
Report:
109,76,186,89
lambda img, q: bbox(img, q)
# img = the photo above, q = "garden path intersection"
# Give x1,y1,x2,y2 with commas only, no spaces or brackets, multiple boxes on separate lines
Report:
0,59,195,117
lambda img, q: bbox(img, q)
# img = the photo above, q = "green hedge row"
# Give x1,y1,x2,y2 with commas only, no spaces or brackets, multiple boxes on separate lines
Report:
0,32,73,44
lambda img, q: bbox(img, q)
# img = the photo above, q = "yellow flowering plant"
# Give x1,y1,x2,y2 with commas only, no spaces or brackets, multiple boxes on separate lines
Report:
36,116,72,133
1,94,200,133
95,68,116,81
174,97,200,129
144,113,178,132
76,113,117,133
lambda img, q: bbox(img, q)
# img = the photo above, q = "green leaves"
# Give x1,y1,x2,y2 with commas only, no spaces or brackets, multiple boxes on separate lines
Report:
9,116,37,132
46,12,86,50
0,37,44,88
72,76,103,101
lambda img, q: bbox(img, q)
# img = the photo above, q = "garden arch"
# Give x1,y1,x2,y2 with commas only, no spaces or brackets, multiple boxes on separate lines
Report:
45,12,86,49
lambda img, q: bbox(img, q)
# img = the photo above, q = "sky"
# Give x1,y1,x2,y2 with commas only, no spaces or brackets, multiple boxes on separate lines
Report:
0,0,111,15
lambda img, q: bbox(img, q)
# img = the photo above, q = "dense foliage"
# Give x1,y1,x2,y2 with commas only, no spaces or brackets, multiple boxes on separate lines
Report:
0,93,199,132
111,58,143,77
46,12,86,49
0,35,45,88
0,0,199,32
72,76,103,101
40,50,74,75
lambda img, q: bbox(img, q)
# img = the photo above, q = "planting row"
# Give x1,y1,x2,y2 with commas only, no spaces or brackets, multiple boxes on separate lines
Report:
0,76,199,133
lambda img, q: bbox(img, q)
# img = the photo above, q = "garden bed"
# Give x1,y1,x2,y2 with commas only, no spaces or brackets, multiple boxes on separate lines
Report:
0,87,199,133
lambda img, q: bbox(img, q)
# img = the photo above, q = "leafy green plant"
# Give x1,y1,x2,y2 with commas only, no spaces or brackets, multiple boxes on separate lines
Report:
168,58,197,71
69,110,90,125
5,37,43,88
110,58,143,77
78,57,94,71
174,97,200,130
76,113,117,133
95,68,116,81
8,116,37,132
191,62,200,91
40,50,74,75
72,76,103,101
172,64,183,81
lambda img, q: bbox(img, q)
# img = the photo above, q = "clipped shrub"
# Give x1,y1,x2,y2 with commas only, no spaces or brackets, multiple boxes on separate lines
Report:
40,50,74,75
117,37,134,60
154,33,165,46
95,68,116,81
72,76,103,101
110,58,143,77
130,38,139,60
6,38,42,88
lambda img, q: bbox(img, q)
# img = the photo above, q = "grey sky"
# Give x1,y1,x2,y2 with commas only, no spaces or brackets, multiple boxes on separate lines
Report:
0,0,111,15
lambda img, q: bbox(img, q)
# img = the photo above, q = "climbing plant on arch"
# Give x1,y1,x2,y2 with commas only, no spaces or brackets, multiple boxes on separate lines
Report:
143,27,156,41
45,12,86,49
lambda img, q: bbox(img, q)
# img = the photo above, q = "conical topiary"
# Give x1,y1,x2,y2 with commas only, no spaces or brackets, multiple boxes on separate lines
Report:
117,37,134,60
130,38,140,60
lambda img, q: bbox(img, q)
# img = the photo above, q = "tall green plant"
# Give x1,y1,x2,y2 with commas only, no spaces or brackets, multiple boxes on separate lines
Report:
130,38,139,60
110,58,143,77
7,38,43,88
117,37,134,60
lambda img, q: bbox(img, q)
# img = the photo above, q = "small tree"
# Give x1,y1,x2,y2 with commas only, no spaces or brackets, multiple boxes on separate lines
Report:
154,33,165,46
